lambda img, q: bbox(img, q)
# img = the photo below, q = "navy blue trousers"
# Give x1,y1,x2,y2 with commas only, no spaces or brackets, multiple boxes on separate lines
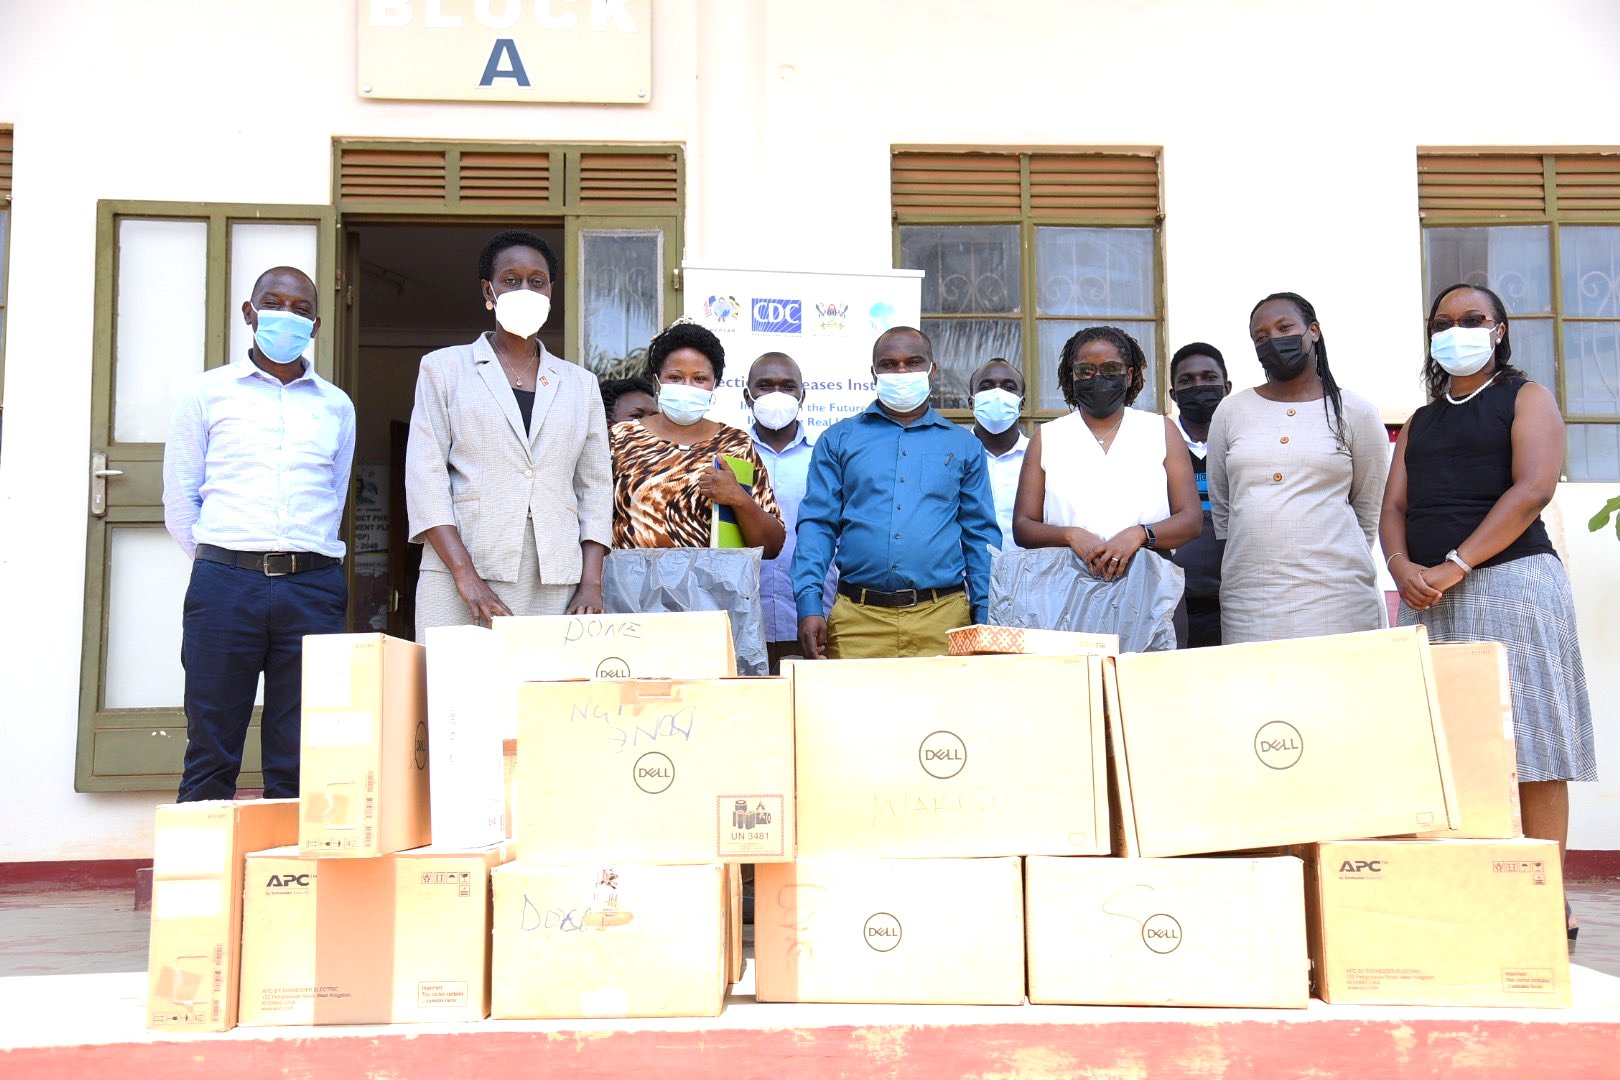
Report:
178,559,347,801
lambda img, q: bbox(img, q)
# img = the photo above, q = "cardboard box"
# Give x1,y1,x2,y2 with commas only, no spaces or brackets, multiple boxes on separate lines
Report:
1307,838,1569,1007
725,863,743,987
426,624,506,849
947,624,1118,657
516,677,795,864
1025,855,1308,1008
300,633,431,857
790,654,1109,858
1109,627,1457,857
755,857,1025,1004
494,611,738,737
238,843,509,1026
146,799,298,1032
1420,642,1521,840
491,862,727,1019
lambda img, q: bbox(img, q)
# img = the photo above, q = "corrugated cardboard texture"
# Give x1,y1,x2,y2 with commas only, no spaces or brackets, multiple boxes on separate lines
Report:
238,843,508,1026
946,625,1118,657
516,677,795,864
790,654,1110,858
491,862,726,1019
1309,839,1570,1007
1419,643,1522,840
494,611,738,738
146,800,298,1032
1025,855,1308,1008
755,857,1025,1005
426,624,506,849
299,633,431,858
1111,627,1457,857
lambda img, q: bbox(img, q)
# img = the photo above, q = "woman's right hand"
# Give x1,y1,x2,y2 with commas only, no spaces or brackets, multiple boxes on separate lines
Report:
1390,557,1444,612
454,569,513,625
1065,526,1105,565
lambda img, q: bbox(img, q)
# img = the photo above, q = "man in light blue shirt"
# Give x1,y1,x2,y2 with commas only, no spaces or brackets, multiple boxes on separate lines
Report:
162,267,355,801
744,351,835,673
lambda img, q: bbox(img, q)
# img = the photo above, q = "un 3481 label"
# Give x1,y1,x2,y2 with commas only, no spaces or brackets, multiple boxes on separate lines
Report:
717,795,785,857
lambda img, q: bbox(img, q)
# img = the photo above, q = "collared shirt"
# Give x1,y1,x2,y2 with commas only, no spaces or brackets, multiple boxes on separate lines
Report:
163,356,356,559
1175,415,1208,459
792,403,999,623
751,421,837,641
981,432,1029,552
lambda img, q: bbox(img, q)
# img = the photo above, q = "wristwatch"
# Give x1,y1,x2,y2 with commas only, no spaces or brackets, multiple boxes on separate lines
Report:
1142,523,1158,550
1445,549,1473,574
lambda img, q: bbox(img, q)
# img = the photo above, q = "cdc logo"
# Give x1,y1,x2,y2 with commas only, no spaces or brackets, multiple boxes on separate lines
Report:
751,298,802,334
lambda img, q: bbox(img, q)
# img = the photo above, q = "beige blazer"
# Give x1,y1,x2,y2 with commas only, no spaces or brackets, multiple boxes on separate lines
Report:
406,334,613,585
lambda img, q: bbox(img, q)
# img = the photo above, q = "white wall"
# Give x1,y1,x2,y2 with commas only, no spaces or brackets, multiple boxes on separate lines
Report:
1,0,1617,859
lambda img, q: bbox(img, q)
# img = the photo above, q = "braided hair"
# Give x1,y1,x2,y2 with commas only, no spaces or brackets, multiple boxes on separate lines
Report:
646,319,726,382
1249,291,1345,444
1423,283,1525,401
1056,325,1148,410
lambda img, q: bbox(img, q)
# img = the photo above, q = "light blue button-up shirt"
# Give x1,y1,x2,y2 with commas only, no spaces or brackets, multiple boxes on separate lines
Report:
751,420,837,641
163,357,356,559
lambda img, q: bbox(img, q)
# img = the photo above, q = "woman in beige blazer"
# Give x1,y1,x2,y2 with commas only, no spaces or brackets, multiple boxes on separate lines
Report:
406,230,613,638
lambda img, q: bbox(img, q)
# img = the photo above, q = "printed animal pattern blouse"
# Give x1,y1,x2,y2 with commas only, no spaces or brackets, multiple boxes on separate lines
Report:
609,420,780,549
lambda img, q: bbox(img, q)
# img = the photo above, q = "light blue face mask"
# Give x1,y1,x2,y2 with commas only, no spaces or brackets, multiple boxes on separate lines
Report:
875,370,932,412
972,388,1022,434
252,308,315,364
658,382,714,426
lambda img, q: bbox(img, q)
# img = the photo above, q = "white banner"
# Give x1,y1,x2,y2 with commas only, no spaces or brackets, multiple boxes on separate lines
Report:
680,265,923,435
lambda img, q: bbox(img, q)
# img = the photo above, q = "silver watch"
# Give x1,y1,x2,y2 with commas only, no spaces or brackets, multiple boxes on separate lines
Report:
1445,549,1473,575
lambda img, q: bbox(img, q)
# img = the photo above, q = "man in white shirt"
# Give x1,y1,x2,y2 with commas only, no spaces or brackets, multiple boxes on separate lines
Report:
744,351,835,673
968,358,1028,551
1166,341,1232,647
162,267,356,801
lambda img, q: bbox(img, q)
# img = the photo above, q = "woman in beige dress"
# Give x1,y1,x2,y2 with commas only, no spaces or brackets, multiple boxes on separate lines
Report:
1207,292,1389,643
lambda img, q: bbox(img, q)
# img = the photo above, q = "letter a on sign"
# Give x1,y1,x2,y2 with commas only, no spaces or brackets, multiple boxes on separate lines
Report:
481,38,531,86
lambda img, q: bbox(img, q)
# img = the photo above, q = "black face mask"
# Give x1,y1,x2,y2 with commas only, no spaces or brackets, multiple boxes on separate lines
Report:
1256,335,1311,382
1174,384,1226,425
1073,374,1128,418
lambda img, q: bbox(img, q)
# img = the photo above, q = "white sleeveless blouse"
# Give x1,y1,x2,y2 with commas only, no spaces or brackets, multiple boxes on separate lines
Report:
1041,407,1171,540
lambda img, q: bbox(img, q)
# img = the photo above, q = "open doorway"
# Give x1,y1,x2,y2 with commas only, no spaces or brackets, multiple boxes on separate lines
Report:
345,220,565,638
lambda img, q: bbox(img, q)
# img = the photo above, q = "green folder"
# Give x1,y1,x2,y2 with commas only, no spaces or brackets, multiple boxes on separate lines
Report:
710,454,755,548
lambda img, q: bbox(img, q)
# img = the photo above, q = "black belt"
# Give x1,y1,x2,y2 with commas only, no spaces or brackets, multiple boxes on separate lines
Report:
196,544,339,577
838,583,964,609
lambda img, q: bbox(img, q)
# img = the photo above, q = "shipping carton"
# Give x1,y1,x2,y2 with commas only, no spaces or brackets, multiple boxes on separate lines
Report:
146,800,298,1032
1307,838,1569,1007
1024,855,1308,1008
790,654,1109,858
491,862,727,1019
1109,627,1457,857
426,624,506,849
516,677,795,864
755,857,1025,1005
493,611,737,737
947,625,1118,657
1420,642,1521,839
300,633,431,857
725,863,743,986
238,843,508,1026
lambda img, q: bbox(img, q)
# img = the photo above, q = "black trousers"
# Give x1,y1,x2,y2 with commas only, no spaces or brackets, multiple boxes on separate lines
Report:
178,559,347,801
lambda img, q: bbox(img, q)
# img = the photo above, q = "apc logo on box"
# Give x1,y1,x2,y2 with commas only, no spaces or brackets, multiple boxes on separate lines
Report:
751,298,802,334
1339,859,1384,875
1142,913,1182,954
633,751,675,794
864,912,902,952
918,730,967,779
265,873,311,889
1253,721,1304,770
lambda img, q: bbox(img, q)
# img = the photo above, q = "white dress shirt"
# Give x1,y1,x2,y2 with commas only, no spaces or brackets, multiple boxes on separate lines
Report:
163,357,356,559
1175,415,1208,459
751,420,836,641
982,432,1029,551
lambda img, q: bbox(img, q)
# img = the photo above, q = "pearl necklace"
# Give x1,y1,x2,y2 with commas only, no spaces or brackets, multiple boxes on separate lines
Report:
1445,371,1500,406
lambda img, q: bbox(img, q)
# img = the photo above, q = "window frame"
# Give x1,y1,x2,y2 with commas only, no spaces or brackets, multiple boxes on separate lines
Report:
0,125,12,413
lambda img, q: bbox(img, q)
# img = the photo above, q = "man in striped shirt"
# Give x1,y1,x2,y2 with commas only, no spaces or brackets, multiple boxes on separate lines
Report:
162,266,355,801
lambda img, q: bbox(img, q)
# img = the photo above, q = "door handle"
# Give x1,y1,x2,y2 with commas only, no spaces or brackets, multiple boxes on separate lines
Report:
90,452,122,517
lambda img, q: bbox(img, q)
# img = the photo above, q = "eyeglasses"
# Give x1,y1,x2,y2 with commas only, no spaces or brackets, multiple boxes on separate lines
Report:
1429,313,1498,334
1073,362,1128,380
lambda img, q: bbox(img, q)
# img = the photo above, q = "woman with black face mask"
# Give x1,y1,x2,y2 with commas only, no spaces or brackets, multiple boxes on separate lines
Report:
1011,326,1202,585
1206,292,1389,643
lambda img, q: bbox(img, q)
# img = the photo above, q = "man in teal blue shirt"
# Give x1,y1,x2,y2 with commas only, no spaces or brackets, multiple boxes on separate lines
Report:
792,326,999,659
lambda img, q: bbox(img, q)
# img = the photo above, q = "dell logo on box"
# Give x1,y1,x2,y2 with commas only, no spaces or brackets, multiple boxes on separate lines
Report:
863,912,902,952
918,730,967,780
1142,913,1182,954
1253,721,1304,770
751,298,802,334
595,656,631,679
633,752,675,794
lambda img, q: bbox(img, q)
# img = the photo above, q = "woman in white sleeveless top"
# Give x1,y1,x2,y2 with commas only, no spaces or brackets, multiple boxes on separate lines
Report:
1013,326,1202,581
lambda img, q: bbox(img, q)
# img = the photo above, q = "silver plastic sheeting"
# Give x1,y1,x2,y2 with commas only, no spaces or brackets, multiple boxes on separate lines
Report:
602,547,769,675
989,547,1184,653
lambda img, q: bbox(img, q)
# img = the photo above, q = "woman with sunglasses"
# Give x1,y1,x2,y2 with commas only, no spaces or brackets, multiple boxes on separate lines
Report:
1012,326,1201,584
1380,282,1594,939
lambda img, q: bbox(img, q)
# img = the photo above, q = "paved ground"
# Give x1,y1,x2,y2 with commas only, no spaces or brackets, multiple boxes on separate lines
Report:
3,878,1616,980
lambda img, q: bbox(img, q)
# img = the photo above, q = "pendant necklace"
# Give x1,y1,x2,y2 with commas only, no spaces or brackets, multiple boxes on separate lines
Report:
1446,371,1499,406
1091,413,1126,447
498,347,539,390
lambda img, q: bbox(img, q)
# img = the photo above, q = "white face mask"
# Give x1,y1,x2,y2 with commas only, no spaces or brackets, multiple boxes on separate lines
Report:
658,382,713,426
972,388,1022,434
750,391,800,431
493,289,551,339
1430,325,1495,377
875,370,932,412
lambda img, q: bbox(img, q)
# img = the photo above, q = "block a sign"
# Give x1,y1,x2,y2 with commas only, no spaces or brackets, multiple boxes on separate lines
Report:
359,0,652,104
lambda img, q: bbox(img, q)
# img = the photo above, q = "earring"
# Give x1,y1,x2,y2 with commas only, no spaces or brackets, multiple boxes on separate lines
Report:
485,300,495,311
